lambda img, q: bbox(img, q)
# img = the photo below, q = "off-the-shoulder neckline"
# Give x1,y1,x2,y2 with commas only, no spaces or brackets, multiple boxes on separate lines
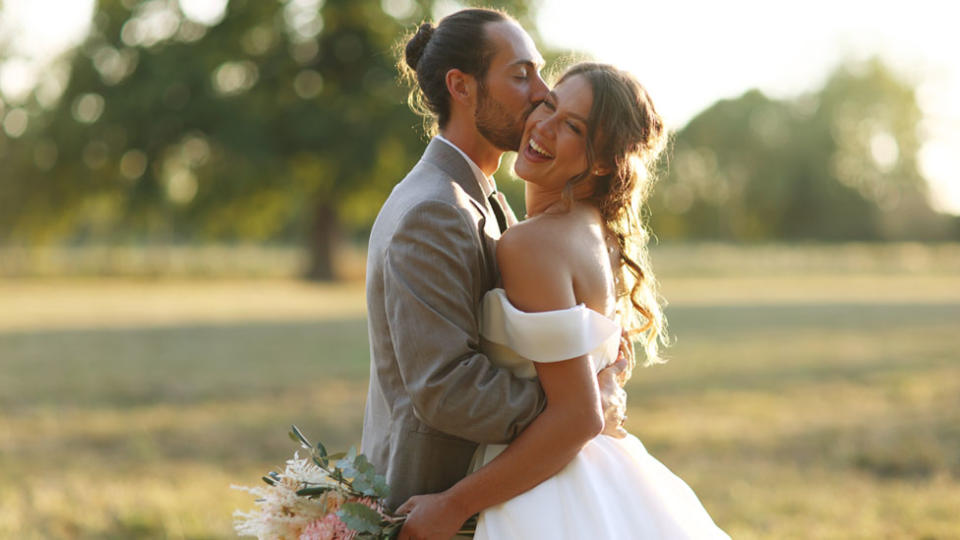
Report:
487,288,619,327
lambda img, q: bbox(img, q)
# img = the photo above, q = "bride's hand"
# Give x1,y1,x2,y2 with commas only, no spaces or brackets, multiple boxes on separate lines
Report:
396,491,469,540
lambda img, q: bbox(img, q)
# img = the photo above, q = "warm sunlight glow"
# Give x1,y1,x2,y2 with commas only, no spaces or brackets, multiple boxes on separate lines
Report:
179,0,229,26
1,0,958,214
538,0,960,215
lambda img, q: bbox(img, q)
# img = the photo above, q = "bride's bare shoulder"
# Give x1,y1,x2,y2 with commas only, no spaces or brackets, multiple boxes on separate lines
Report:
498,212,570,258
495,209,599,311
495,216,578,311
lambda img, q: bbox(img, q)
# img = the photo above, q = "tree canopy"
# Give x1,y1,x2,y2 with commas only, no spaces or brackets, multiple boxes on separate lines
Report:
0,0,541,278
1,1,956,280
649,58,957,242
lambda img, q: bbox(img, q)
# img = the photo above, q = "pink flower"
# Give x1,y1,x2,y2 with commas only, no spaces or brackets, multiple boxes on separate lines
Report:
299,513,356,540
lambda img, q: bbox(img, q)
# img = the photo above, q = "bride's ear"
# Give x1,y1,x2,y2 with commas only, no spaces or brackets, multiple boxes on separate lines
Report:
445,68,477,108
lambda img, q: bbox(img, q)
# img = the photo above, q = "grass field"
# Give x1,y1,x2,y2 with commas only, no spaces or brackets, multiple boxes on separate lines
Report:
2,248,959,538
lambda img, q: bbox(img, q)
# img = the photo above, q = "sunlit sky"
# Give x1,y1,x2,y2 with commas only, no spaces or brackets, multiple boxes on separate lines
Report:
2,0,958,214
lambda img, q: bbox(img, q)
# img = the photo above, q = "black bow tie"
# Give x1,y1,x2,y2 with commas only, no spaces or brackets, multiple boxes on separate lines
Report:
487,192,508,234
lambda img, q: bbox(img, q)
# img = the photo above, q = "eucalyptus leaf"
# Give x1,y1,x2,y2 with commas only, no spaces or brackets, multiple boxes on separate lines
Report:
337,502,383,534
372,475,390,499
339,458,358,480
352,475,375,497
354,454,374,474
296,486,335,497
290,425,311,449
339,446,360,477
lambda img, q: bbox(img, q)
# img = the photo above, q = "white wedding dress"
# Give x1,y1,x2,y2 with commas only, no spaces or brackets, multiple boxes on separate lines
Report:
472,289,729,539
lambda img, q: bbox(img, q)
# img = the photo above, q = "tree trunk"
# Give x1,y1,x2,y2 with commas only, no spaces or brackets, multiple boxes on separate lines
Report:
305,200,339,281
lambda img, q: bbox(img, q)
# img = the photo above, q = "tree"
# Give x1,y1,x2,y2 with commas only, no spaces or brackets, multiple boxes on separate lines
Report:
0,0,541,279
650,58,955,242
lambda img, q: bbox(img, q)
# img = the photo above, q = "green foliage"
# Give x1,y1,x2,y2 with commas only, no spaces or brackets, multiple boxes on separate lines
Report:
650,58,957,242
2,0,956,272
295,485,336,497
287,426,391,500
336,502,384,534
0,0,541,278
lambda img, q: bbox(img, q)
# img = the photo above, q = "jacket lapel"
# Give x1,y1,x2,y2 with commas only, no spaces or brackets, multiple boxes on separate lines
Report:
420,138,501,284
420,138,502,241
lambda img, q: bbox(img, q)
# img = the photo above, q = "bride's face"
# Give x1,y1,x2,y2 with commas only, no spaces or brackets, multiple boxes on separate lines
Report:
514,74,593,190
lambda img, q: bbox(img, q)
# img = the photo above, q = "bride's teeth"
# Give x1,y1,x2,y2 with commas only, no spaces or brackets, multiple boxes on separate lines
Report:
529,139,553,159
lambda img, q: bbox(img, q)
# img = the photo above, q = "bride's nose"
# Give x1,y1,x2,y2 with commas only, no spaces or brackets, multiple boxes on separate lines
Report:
530,110,557,139
536,114,559,139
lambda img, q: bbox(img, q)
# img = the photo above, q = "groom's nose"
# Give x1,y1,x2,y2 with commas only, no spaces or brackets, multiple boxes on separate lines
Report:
529,72,548,104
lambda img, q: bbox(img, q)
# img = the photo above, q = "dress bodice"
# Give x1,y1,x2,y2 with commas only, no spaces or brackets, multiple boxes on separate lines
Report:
479,288,621,378
471,293,730,540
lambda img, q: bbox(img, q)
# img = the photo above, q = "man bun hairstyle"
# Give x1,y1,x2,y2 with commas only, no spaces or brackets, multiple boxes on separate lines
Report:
404,23,434,71
398,8,511,135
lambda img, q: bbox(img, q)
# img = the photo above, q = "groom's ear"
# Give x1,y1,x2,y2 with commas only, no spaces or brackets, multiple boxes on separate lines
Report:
445,68,478,108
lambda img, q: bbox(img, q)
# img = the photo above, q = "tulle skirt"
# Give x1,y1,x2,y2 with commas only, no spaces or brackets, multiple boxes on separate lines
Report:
474,434,729,539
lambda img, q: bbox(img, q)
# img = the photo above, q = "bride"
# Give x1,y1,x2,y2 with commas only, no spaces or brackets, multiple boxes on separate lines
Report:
396,62,729,539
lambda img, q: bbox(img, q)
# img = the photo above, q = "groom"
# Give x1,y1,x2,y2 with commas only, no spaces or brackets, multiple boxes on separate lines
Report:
361,7,627,516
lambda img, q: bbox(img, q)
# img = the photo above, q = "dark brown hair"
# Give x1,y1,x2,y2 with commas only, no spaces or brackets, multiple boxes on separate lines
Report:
558,62,669,373
398,8,511,134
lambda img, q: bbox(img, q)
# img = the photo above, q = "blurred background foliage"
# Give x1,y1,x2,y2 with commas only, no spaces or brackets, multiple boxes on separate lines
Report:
0,0,957,281
652,60,957,242
0,0,544,279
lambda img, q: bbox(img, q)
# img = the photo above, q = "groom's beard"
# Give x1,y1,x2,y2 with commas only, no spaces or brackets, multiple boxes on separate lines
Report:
475,86,528,152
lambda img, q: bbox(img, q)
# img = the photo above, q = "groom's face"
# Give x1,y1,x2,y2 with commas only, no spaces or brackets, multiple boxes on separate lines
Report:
474,21,548,152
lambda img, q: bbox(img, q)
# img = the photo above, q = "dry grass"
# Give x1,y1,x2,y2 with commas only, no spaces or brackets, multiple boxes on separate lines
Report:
1,248,959,538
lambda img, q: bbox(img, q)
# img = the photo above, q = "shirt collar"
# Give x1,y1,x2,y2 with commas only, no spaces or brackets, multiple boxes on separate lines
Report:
434,134,497,198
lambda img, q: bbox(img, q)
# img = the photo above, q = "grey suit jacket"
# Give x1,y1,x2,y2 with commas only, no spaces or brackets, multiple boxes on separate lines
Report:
361,138,547,510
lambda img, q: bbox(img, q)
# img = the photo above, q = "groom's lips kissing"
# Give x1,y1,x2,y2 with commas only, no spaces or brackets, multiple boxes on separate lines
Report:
523,135,554,163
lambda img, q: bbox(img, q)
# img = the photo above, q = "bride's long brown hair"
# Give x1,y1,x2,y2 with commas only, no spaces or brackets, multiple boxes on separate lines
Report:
558,63,669,375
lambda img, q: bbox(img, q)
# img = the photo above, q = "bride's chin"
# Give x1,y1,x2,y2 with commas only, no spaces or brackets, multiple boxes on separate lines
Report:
513,160,535,182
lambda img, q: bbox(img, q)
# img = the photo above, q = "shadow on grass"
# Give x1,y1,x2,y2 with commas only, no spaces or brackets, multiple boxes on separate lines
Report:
4,302,959,409
629,302,960,397
0,317,371,410
666,302,960,335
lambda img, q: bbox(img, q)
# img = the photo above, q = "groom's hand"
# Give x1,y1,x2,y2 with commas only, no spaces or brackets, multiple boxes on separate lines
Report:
597,333,632,439
396,492,468,540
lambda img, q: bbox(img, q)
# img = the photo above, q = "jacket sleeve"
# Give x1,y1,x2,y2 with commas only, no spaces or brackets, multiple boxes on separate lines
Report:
383,199,546,444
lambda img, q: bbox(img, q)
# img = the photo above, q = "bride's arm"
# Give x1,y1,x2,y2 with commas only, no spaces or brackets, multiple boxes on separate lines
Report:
397,224,605,538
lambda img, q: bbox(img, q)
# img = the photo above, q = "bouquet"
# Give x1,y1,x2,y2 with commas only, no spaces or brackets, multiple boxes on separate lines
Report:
233,425,400,539
233,426,476,539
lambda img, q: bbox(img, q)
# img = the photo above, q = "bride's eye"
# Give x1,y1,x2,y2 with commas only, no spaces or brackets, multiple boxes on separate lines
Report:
567,121,582,135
